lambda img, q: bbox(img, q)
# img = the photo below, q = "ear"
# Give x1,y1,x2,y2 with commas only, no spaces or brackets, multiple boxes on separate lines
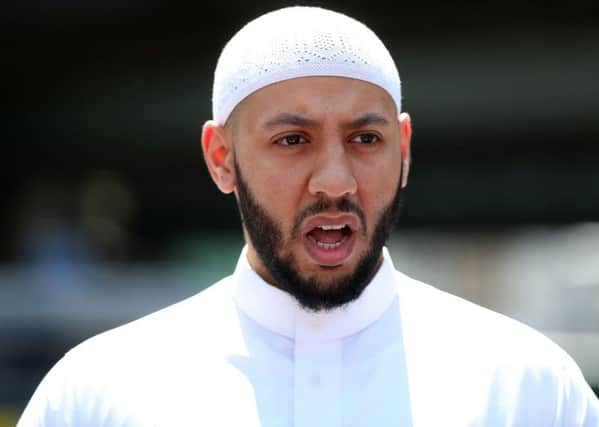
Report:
201,120,235,194
398,112,412,188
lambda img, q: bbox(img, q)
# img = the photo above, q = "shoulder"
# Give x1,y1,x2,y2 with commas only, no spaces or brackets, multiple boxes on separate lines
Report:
17,276,243,426
394,270,599,424
395,269,565,356
69,274,241,367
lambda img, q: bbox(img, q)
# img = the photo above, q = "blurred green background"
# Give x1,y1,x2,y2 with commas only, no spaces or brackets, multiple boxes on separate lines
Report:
2,0,599,423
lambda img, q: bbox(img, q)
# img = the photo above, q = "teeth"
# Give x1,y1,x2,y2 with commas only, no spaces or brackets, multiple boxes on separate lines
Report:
318,224,346,230
316,240,343,250
307,234,347,250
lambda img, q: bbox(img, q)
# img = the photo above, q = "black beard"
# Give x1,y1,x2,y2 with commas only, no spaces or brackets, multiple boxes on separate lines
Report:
234,156,404,312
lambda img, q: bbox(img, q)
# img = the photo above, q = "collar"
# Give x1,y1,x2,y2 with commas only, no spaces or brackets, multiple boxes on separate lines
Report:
233,246,397,342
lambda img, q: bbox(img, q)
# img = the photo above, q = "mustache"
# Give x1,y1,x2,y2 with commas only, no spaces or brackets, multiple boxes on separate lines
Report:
292,198,367,238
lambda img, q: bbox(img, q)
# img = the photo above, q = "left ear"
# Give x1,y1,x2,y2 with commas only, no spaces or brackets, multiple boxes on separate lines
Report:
398,112,412,188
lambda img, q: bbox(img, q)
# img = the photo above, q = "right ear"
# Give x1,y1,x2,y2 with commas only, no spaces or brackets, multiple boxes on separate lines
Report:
201,120,235,194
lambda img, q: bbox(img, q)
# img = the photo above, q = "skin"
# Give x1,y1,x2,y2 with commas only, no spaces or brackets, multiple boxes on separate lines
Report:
202,76,412,296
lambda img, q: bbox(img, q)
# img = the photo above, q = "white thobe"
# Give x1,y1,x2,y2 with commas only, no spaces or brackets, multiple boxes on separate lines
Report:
18,247,599,426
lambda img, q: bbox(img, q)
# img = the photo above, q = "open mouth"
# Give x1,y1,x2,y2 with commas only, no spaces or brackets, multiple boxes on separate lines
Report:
306,224,352,250
302,216,358,267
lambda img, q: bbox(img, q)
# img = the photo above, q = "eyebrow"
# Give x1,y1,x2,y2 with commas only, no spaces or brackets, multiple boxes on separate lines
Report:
263,113,320,129
344,112,390,129
262,111,390,130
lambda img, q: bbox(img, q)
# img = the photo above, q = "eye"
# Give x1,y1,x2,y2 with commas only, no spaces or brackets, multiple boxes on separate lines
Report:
274,134,308,146
350,133,380,144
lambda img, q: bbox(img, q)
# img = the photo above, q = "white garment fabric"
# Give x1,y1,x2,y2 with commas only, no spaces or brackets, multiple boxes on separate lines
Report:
18,247,599,426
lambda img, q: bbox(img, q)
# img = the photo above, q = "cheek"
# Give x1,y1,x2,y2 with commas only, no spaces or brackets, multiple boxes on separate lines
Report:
247,162,306,218
355,159,401,216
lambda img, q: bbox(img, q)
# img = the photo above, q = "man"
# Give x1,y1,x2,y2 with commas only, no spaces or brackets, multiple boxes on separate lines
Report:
18,6,599,427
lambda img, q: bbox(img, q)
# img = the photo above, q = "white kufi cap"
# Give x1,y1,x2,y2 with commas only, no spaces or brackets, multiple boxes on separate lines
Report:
212,6,402,125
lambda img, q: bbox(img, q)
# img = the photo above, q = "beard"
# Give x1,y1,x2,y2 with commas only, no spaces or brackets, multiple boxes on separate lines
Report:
234,156,404,312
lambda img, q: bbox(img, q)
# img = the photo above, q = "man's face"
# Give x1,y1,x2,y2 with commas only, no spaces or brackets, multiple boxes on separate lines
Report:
221,77,410,311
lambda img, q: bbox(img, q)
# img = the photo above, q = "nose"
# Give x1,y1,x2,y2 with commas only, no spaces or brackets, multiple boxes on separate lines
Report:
308,142,358,199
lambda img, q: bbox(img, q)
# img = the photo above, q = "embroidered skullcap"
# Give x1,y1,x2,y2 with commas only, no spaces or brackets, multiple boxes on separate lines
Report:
212,6,402,125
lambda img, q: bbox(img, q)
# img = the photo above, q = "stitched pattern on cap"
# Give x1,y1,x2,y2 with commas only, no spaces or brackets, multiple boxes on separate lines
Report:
212,6,402,125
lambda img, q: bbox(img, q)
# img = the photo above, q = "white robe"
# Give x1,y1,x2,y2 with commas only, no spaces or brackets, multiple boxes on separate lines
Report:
18,247,599,426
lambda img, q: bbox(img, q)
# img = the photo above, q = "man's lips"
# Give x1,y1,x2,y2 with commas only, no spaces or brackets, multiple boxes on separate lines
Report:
301,214,360,236
301,214,360,267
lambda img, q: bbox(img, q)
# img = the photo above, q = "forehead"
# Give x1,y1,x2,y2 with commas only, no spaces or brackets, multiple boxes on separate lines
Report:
230,76,397,128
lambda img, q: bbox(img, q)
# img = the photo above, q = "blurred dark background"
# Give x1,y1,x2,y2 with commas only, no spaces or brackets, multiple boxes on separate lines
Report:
2,0,598,422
